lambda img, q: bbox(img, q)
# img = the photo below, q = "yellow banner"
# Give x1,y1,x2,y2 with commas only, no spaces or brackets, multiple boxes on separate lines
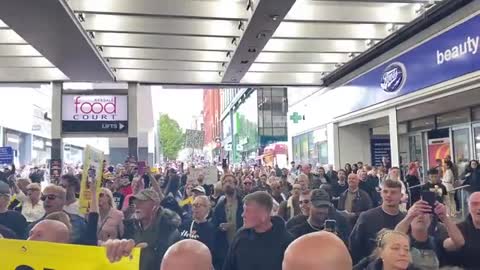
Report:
0,239,140,270
79,145,105,215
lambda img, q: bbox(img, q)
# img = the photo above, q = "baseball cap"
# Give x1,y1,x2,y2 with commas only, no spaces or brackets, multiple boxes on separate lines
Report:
192,185,206,194
0,181,10,196
132,189,161,203
310,189,332,208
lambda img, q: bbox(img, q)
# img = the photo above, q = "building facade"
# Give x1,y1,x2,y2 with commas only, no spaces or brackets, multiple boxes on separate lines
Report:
202,89,221,162
221,87,288,165
288,3,480,178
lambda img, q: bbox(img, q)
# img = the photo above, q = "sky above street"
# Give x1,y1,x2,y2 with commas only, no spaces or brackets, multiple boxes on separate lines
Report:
151,86,204,130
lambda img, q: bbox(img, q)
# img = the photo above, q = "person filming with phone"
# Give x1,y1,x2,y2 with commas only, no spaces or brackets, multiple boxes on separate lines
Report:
394,198,464,269
289,189,349,243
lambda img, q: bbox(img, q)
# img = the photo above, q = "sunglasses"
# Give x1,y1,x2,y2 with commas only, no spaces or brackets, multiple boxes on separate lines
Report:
99,193,106,198
244,182,253,185
299,200,311,205
41,194,58,201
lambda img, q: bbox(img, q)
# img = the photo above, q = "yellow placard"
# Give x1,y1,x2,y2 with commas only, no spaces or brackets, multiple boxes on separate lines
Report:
0,239,140,270
79,145,105,215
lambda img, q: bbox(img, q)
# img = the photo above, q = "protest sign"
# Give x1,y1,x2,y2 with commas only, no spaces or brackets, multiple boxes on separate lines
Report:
79,145,104,214
0,239,140,270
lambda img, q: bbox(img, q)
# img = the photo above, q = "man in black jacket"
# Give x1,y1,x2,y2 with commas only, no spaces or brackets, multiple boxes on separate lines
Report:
223,191,294,270
337,173,373,227
123,189,181,270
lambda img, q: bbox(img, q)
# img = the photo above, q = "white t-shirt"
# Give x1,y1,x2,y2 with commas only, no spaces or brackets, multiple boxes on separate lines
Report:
63,200,80,216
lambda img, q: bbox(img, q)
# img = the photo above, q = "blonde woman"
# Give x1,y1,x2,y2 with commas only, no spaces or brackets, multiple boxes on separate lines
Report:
97,188,124,242
354,229,419,270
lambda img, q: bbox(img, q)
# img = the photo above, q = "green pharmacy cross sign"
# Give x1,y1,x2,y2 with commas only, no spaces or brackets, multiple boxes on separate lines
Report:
290,112,304,124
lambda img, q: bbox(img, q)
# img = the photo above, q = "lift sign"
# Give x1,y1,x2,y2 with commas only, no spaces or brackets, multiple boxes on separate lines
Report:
63,95,128,121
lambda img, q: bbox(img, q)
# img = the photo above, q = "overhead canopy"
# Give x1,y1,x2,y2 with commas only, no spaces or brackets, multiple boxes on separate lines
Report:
0,0,446,85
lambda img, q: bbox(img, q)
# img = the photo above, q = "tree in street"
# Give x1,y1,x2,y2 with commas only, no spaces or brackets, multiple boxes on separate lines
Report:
158,114,185,160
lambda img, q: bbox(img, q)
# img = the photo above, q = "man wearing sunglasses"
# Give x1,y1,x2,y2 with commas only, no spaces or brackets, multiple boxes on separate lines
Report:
0,181,27,239
28,184,87,245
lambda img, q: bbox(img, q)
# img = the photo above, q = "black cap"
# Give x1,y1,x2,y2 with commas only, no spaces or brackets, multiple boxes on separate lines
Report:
310,189,332,208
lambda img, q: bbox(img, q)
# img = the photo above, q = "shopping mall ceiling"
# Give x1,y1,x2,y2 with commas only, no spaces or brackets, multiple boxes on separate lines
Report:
0,0,448,85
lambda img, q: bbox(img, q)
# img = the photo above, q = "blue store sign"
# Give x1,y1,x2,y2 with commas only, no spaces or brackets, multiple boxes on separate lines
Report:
0,147,14,164
327,13,480,117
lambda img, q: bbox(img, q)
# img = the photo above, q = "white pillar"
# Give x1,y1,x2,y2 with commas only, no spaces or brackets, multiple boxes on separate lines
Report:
51,82,62,161
327,122,340,169
388,108,400,167
128,83,138,159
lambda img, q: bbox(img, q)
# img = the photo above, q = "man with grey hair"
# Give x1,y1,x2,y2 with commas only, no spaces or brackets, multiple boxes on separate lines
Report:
444,192,480,269
28,184,87,244
179,195,215,254
0,181,27,239
123,189,181,270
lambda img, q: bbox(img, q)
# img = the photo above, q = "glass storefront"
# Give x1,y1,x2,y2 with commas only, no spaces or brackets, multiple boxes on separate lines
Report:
475,126,480,161
292,127,328,165
233,91,259,163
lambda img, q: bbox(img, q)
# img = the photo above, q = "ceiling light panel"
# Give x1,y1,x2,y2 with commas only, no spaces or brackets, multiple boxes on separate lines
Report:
250,63,335,73
68,0,248,20
0,57,54,68
256,52,350,63
108,59,223,71
101,47,228,62
264,39,366,53
0,29,27,44
273,22,389,40
0,45,42,56
93,33,234,51
115,69,222,84
285,1,416,23
81,14,241,37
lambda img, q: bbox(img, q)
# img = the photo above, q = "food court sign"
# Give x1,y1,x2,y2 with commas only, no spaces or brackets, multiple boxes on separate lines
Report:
62,95,128,133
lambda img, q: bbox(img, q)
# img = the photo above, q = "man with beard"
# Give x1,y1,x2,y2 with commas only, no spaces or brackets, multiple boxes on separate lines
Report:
211,174,244,270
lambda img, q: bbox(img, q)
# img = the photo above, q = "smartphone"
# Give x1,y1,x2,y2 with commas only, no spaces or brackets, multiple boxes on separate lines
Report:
324,219,336,232
421,191,436,209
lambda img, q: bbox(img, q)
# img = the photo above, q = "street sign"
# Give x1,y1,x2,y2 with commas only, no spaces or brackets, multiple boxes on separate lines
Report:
0,147,14,164
62,95,128,133
62,121,128,133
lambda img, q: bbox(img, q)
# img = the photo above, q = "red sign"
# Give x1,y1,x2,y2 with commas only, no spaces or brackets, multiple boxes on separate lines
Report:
428,139,450,168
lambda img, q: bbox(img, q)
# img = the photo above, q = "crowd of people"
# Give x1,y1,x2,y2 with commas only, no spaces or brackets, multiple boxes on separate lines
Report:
0,157,479,270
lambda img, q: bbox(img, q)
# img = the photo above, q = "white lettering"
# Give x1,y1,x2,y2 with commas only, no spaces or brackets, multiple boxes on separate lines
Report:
437,35,480,65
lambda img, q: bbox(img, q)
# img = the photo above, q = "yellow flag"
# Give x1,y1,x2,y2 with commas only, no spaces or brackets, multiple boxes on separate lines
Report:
0,239,140,270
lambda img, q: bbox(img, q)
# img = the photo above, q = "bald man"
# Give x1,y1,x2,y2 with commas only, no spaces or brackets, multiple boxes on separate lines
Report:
28,220,70,243
161,239,212,270
102,239,212,270
283,231,352,270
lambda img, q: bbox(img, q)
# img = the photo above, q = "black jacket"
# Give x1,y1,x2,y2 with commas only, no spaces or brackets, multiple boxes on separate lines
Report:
123,207,181,270
211,195,244,270
337,189,373,225
222,216,294,270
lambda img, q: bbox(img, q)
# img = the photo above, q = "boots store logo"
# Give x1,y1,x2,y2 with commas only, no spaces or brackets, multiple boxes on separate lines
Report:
380,62,407,93
62,95,128,121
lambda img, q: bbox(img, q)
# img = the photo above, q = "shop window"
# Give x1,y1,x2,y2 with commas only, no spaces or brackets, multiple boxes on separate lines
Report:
452,128,471,174
472,106,480,122
408,117,435,132
273,128,286,136
474,127,480,161
436,109,470,128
